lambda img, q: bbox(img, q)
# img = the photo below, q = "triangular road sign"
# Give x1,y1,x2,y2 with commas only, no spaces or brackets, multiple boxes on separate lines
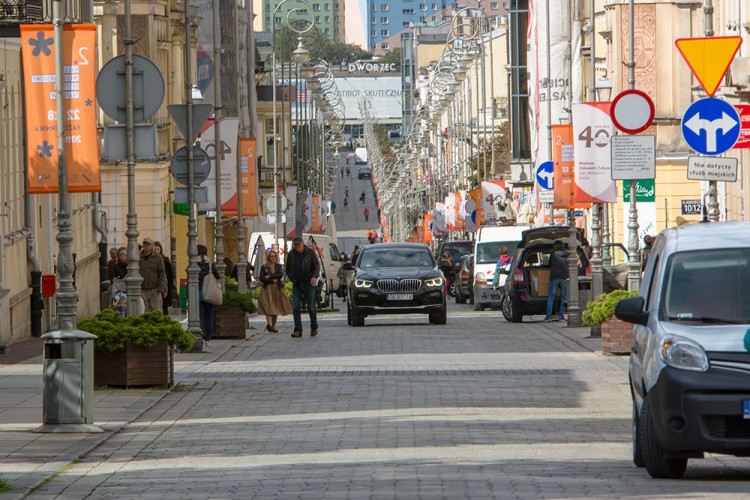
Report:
167,104,213,143
675,36,742,96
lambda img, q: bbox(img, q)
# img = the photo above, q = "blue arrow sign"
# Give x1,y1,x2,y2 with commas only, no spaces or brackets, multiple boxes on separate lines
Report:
681,97,740,156
536,161,554,190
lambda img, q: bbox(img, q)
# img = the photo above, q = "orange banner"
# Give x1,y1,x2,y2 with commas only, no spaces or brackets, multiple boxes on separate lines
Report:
422,213,433,243
551,124,590,209
224,137,259,216
21,24,100,194
469,187,484,225
311,195,320,233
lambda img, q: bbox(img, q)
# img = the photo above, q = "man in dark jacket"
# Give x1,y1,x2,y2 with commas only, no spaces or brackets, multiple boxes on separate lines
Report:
139,237,167,312
285,236,321,338
545,240,569,322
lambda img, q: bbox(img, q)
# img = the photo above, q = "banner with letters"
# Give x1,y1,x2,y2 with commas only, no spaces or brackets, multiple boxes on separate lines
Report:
481,180,507,221
198,117,240,211
22,24,100,193
572,102,617,203
284,185,297,239
551,124,589,209
223,137,259,216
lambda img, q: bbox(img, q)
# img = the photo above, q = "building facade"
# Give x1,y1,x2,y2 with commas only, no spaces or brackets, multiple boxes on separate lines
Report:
254,0,345,42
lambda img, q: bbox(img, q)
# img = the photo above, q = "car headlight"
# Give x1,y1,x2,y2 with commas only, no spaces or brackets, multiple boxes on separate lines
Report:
424,277,443,287
354,279,374,288
658,335,709,372
475,272,486,283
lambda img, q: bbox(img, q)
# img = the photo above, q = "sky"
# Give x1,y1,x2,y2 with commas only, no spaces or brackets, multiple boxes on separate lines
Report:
345,0,367,48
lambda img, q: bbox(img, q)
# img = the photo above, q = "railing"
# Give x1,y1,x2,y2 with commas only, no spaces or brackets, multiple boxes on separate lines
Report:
0,0,84,24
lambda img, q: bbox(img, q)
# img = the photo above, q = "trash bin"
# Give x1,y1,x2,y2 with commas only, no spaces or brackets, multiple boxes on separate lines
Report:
578,276,593,312
38,330,102,432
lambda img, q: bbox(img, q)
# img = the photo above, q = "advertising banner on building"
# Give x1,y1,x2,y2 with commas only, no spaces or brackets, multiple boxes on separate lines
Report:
337,76,402,121
432,203,446,237
572,102,617,203
223,137,259,216
198,117,240,211
284,185,296,239
21,24,100,194
481,180,507,222
444,193,456,231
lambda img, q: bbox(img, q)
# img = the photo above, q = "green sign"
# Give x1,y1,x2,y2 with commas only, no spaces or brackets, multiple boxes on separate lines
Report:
623,179,655,202
173,203,206,216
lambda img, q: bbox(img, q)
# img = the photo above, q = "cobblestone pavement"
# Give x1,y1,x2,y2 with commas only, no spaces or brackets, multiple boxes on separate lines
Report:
14,304,750,499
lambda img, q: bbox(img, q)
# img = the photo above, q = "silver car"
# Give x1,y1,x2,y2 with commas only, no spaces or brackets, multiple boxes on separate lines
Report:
615,222,750,479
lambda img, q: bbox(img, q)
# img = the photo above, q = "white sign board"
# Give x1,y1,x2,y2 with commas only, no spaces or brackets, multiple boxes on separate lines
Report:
336,76,403,121
687,155,738,182
610,135,656,180
538,190,554,203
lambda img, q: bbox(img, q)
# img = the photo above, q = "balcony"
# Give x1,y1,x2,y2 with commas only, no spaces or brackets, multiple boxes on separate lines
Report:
0,0,84,36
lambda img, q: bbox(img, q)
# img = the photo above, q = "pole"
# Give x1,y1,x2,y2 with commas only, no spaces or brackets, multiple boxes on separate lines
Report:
565,0,580,327
271,27,280,250
235,0,247,294
52,0,78,330
212,0,226,283
625,0,641,292
545,0,554,225
589,0,603,298
704,0,719,222
185,1,202,350
124,0,143,316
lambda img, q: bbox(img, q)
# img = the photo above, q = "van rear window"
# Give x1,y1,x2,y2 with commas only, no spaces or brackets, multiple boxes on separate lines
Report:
476,241,520,264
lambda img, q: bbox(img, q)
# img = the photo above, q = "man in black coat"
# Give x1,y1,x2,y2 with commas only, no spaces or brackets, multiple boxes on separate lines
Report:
284,236,321,338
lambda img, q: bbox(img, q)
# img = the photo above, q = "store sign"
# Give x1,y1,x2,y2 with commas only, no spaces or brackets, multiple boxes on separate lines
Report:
347,62,398,73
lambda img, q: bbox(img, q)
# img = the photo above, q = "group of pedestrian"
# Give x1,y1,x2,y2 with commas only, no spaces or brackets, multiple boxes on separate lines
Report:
366,229,378,245
108,238,174,316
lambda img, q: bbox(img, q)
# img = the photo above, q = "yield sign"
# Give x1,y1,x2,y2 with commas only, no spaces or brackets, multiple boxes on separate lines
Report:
675,36,742,97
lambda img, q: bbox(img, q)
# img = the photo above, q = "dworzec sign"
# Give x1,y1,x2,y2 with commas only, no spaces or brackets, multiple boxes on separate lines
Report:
347,62,398,73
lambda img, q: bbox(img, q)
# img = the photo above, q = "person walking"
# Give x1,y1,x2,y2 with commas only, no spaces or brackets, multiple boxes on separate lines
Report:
106,247,118,280
544,240,569,322
223,257,235,281
139,237,167,312
346,166,351,177
438,251,456,296
197,244,220,346
360,191,366,204
331,200,336,214
343,198,349,211
364,207,370,222
109,246,128,282
640,235,654,271
340,166,344,178
258,250,291,333
285,236,321,338
153,241,176,315
345,186,349,199
351,244,361,265
491,246,512,291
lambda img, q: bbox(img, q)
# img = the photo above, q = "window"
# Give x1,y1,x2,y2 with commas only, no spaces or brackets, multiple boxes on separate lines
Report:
431,16,436,21
371,16,376,24
381,16,388,23
315,16,320,22
335,2,340,10
420,3,427,9
371,30,376,36
264,119,277,165
275,16,281,23
381,29,389,36
403,8,415,14
334,15,339,22
324,28,330,34
431,3,437,9
324,3,330,10
419,16,425,22
312,3,320,11
509,0,530,160
381,43,389,49
324,16,329,23
371,3,375,11
490,2,498,8
381,4,388,11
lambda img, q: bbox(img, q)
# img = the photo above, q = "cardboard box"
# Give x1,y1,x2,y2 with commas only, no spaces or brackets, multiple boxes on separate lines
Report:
527,268,561,298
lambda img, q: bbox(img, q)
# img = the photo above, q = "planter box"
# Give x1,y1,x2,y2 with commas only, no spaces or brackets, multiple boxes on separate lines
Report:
212,307,247,339
601,317,633,356
94,341,173,388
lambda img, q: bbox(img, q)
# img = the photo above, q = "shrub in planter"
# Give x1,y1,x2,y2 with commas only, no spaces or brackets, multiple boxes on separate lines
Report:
582,289,638,327
78,309,194,353
219,277,258,314
213,277,258,339
582,289,638,355
77,309,194,388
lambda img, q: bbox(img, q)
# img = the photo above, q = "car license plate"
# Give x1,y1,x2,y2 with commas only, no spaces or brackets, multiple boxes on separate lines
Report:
744,400,750,420
387,293,413,301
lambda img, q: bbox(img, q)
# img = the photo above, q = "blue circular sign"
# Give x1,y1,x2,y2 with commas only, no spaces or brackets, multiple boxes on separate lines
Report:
681,97,741,156
536,161,554,190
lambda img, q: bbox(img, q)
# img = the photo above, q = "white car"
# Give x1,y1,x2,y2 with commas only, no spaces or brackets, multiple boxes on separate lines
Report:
615,221,750,479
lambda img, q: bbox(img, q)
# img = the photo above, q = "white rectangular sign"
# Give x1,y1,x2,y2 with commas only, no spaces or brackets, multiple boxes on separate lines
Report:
687,156,738,182
538,190,554,203
611,135,656,180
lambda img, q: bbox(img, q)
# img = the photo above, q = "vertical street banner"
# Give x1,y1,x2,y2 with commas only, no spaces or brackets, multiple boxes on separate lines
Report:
422,213,433,243
469,186,484,226
551,124,589,209
481,180,506,221
284,185,296,239
454,191,465,231
199,117,240,211
572,102,617,203
311,195,320,233
224,137,259,216
432,203,446,237
21,24,100,194
302,192,313,233
444,193,456,231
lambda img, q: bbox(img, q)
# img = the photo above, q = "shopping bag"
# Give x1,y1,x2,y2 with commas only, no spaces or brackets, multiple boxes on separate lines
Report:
202,273,223,305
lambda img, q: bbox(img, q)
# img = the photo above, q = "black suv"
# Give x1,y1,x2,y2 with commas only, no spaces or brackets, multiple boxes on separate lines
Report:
501,227,590,323
345,243,447,326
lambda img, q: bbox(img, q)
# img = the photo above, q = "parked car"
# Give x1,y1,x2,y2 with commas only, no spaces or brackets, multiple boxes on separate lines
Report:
615,222,750,479
501,226,590,323
344,243,447,326
357,166,372,179
455,254,474,304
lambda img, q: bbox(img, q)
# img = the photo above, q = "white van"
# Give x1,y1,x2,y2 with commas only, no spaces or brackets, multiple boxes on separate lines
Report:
472,223,529,311
248,232,342,308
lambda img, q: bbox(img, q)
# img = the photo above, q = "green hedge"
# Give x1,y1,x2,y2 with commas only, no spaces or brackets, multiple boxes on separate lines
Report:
78,309,194,353
582,289,638,326
219,277,258,314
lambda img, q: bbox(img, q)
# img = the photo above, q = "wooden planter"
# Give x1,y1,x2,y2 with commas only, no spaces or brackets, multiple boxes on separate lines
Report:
601,317,634,356
212,307,247,339
94,341,173,388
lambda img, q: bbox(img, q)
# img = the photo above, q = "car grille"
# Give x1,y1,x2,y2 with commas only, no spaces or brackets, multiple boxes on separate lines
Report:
703,416,750,439
377,279,422,293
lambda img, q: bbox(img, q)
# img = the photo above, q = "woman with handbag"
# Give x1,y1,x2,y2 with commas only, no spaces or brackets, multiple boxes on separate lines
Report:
197,244,220,346
257,250,291,332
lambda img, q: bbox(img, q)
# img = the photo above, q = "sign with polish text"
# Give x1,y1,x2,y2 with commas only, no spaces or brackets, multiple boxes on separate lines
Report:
572,102,617,203
22,24,100,193
223,138,259,217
